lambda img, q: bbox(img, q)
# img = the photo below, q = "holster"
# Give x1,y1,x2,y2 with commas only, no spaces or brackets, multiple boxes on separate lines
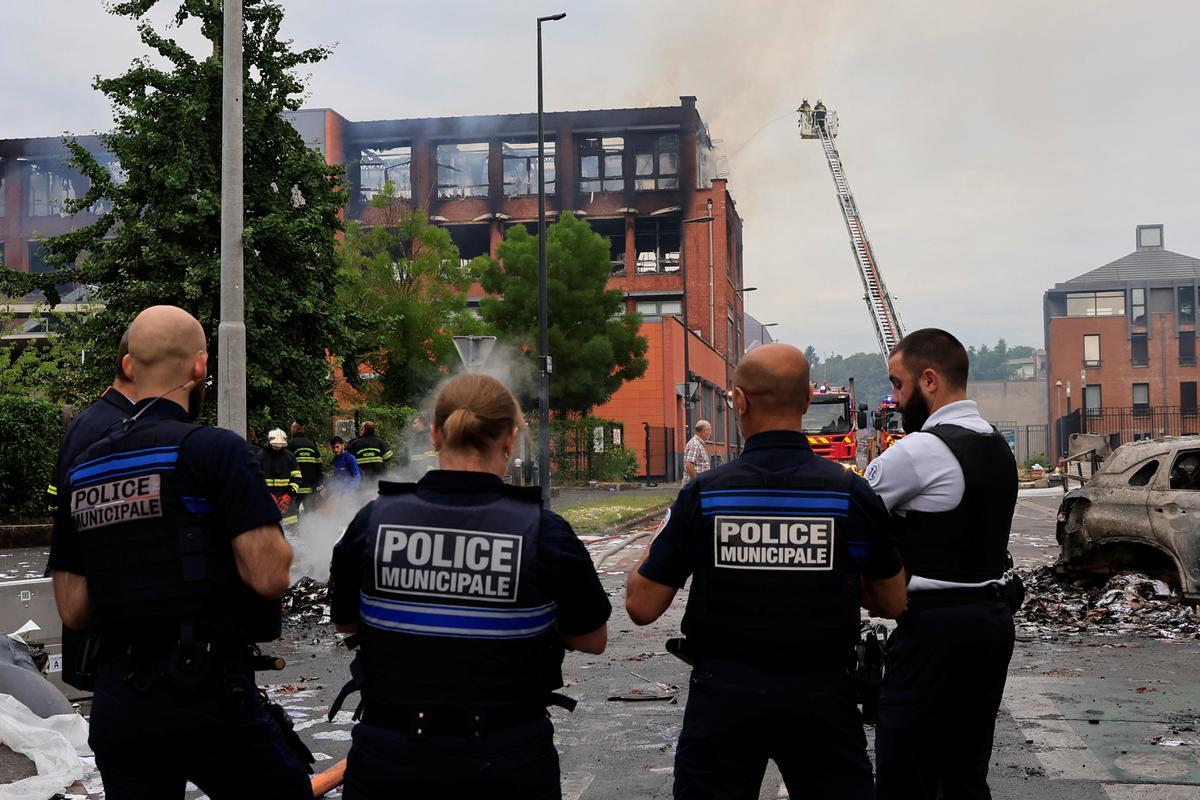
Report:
665,637,697,666
64,627,102,691
1004,571,1026,614
851,623,888,724
260,688,315,774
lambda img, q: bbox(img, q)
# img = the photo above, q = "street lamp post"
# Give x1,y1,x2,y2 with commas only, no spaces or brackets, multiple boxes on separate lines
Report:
759,321,779,346
217,0,246,436
680,212,715,441
1056,379,1064,459
536,12,565,508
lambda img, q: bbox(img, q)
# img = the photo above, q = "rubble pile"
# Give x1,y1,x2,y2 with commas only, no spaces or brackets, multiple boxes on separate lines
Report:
283,577,330,626
1016,567,1199,639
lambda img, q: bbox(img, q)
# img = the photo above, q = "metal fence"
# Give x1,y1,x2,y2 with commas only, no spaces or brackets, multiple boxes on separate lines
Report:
550,420,627,482
642,424,677,483
1068,406,1200,451
993,421,1050,465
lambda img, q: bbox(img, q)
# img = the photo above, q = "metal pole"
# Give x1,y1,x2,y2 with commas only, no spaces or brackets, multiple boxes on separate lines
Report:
536,13,565,507
680,225,692,439
217,0,246,436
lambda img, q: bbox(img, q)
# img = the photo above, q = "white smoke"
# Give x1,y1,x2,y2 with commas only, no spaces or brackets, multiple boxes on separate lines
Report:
288,341,536,582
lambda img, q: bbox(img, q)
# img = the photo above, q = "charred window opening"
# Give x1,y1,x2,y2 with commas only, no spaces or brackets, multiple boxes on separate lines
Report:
359,146,412,204
579,136,624,194
1170,451,1200,491
634,217,680,274
445,223,490,267
437,143,489,199
1128,460,1159,487
634,134,679,191
26,160,78,218
588,218,626,275
1131,333,1149,367
502,139,554,197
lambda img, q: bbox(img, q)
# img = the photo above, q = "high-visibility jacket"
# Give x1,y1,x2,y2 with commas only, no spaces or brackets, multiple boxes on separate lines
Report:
258,447,302,525
288,434,322,495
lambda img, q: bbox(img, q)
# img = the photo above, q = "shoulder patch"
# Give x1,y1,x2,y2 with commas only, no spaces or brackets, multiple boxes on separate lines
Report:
865,459,883,487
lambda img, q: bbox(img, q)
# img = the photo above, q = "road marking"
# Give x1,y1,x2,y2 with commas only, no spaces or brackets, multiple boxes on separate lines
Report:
1004,676,1110,781
1104,786,1200,799
562,772,595,800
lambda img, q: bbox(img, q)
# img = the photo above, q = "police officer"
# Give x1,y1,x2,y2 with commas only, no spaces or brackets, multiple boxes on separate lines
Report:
626,343,907,799
346,420,393,479
260,428,302,527
866,329,1018,800
328,373,610,798
48,305,312,798
288,421,323,507
47,329,136,690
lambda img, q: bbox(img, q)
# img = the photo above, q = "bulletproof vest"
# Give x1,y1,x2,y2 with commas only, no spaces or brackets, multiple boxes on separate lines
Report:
353,482,563,708
67,418,280,643
892,424,1017,583
682,456,862,665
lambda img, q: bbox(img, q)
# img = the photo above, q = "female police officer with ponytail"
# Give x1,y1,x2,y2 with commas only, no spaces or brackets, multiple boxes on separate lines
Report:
328,373,610,799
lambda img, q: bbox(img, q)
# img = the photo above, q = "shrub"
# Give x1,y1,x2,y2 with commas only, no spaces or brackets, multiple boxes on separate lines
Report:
0,396,61,517
1023,452,1049,471
592,446,641,482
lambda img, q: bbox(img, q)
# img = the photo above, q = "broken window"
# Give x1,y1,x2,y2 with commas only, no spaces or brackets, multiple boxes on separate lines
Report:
502,139,554,197
437,142,489,199
634,217,680,274
1128,460,1159,487
27,160,78,217
1169,451,1200,491
445,223,491,265
359,146,413,203
1131,333,1149,367
634,134,680,191
579,136,624,193
588,218,626,275
1181,334,1196,366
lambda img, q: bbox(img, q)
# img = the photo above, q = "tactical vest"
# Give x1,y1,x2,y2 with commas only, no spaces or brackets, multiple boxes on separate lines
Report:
892,424,1017,583
352,482,563,709
67,418,280,643
682,459,862,665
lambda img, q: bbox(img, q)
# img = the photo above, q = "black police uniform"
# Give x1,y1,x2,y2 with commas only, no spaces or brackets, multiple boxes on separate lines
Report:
638,431,902,800
346,434,393,478
288,433,323,502
872,423,1017,800
329,470,611,799
48,400,313,799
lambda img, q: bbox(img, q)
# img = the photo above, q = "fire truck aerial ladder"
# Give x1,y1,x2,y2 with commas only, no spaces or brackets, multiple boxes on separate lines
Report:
798,101,905,358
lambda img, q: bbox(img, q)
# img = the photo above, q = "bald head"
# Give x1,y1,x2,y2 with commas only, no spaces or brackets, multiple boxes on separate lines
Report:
731,343,811,436
125,305,207,403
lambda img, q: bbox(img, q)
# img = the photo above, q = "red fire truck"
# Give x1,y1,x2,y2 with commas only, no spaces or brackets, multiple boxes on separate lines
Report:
804,380,869,471
869,397,905,459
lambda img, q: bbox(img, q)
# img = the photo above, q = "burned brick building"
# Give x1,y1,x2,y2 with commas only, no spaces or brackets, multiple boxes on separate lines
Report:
288,96,749,477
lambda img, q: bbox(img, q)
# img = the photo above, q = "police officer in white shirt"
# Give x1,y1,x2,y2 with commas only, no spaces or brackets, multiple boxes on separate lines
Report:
865,329,1017,800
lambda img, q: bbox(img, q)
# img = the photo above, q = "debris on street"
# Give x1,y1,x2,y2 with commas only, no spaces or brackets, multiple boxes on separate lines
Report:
1016,567,1200,639
284,577,331,626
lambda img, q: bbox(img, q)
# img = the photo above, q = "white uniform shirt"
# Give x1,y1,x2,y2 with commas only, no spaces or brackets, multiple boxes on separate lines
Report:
864,399,1001,591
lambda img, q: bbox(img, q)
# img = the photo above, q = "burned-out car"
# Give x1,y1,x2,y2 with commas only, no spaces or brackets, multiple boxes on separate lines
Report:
1057,436,1200,599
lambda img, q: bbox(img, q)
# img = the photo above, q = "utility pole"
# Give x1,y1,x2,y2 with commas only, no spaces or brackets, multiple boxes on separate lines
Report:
217,0,246,436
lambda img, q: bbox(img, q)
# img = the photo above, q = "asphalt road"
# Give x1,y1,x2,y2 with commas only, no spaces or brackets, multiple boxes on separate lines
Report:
13,488,1200,799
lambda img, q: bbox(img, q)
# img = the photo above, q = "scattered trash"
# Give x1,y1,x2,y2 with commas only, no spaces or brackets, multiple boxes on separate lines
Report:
606,687,678,703
284,577,331,626
1016,567,1200,640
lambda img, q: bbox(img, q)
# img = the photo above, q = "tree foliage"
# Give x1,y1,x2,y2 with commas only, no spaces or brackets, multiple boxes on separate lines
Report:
478,214,648,418
337,183,486,407
805,350,892,407
6,1,347,428
967,339,1018,381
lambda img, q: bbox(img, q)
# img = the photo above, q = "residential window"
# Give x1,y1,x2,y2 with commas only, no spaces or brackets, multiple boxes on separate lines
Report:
714,389,726,443
1181,334,1197,366
634,134,680,191
1084,384,1102,417
1083,334,1101,368
27,161,78,218
436,142,489,199
1064,291,1125,317
702,386,714,423
359,146,412,203
502,139,555,197
633,300,682,318
1180,286,1196,325
1182,382,1198,415
579,137,625,193
727,305,736,358
1131,333,1149,366
634,217,680,274
1132,383,1150,415
1131,288,1146,325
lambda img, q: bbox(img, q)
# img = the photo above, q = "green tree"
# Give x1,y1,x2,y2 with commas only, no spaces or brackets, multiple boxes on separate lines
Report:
804,345,821,371
813,351,892,408
2,1,347,428
478,214,648,417
337,183,486,406
968,339,1016,380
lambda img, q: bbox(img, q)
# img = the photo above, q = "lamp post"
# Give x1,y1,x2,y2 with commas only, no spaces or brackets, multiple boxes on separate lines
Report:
217,0,246,436
536,12,565,508
759,321,779,346
680,212,715,441
1056,379,1064,459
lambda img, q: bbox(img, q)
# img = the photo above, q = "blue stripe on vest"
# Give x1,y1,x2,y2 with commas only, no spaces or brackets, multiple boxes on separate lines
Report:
359,594,557,639
699,495,851,512
182,496,213,515
700,489,852,497
70,447,180,485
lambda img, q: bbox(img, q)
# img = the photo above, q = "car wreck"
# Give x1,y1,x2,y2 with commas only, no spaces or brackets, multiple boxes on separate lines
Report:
1057,436,1200,599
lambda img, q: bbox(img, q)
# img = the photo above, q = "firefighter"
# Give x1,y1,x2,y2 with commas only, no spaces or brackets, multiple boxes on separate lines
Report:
347,420,394,480
866,329,1018,799
814,99,827,131
288,421,323,508
328,373,610,798
48,305,311,799
626,343,906,799
259,429,302,527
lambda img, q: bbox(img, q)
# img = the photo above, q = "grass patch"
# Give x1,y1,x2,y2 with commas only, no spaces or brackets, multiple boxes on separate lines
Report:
558,492,675,535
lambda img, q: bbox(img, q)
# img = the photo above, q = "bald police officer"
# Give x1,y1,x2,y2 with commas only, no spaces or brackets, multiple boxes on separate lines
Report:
627,343,907,800
867,329,1018,800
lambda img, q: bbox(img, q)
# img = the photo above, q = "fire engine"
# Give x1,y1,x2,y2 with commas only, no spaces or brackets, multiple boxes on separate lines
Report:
804,379,869,470
868,397,906,459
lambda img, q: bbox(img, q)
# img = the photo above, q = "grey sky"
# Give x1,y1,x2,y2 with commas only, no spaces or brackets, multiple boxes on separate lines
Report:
4,1,1199,355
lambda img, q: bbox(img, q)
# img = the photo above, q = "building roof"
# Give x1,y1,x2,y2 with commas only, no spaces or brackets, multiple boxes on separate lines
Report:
1063,248,1200,285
